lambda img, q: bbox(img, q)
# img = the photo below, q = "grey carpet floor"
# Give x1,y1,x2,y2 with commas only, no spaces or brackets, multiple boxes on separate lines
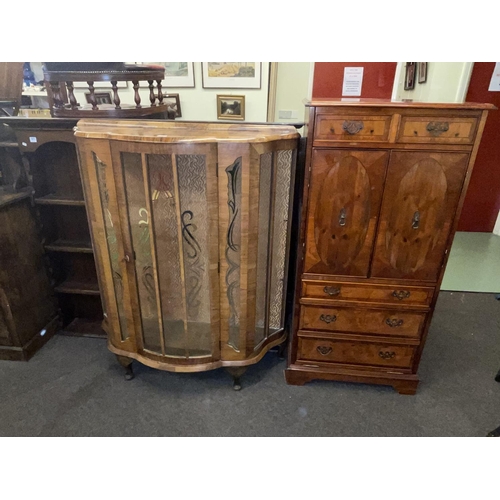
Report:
1,292,499,436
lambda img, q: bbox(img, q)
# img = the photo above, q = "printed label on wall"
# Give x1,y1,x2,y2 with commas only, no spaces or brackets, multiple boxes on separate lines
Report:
342,67,364,96
488,63,500,91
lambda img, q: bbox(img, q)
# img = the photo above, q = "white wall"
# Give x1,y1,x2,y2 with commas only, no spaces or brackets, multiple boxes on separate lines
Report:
393,62,473,102
273,62,314,124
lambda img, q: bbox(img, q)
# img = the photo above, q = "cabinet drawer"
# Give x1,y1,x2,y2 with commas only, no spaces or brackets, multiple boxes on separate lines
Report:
314,113,392,142
397,115,478,144
300,305,425,338
302,280,434,307
297,335,416,369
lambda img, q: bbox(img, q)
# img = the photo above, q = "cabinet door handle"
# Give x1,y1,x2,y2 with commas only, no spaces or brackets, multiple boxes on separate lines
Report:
342,120,364,135
386,318,404,328
412,211,420,230
320,314,337,324
339,207,346,226
324,286,341,297
392,290,410,300
379,351,396,359
317,346,333,356
426,121,449,135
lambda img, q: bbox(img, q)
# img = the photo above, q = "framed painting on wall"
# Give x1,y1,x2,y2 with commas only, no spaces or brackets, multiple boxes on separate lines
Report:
202,63,261,89
418,62,428,84
404,62,416,90
217,95,245,120
163,62,195,88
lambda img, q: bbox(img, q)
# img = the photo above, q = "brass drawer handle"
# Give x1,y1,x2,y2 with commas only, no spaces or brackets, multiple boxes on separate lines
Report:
317,346,333,356
339,207,347,226
320,314,337,324
426,121,449,135
386,318,404,328
342,120,364,135
379,351,396,360
412,210,420,230
323,286,341,297
392,290,410,300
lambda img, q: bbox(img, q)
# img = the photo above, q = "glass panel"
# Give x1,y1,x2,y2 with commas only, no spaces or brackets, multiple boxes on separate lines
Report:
147,154,185,356
93,152,129,340
122,152,162,352
269,150,293,332
177,154,212,356
254,152,272,347
225,157,242,351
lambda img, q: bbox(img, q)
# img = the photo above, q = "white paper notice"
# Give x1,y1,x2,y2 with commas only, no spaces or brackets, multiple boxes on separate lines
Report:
342,67,364,96
488,63,500,91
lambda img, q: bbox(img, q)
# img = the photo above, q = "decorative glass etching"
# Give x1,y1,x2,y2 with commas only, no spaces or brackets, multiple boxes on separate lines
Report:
254,152,273,347
93,152,129,340
225,157,242,351
122,152,161,352
269,150,293,332
147,154,184,356
176,154,212,356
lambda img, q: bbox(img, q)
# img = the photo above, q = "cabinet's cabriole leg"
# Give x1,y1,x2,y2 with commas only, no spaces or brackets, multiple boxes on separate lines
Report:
116,355,134,381
226,367,247,391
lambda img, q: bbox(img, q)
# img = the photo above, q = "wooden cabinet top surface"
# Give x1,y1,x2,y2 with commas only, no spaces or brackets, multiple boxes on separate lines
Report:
305,98,496,111
74,119,300,143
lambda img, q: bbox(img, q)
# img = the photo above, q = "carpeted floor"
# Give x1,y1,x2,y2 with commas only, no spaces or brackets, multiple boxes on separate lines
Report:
1,291,499,437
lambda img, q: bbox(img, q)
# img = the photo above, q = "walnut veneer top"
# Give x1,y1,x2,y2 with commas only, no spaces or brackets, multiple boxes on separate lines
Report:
74,119,300,143
306,98,496,110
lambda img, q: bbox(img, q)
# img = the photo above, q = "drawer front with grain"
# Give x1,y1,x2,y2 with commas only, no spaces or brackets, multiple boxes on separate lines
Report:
300,305,426,338
314,113,392,143
297,335,416,369
302,280,434,307
397,115,478,144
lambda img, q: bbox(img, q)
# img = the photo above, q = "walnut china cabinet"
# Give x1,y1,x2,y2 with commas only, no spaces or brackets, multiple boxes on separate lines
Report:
75,120,298,388
286,99,494,394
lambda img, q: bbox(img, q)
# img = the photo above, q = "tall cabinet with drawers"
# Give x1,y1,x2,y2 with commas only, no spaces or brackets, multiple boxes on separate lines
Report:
285,99,494,394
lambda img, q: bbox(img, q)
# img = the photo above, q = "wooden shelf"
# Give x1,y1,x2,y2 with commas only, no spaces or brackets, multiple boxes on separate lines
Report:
44,239,93,254
54,279,100,296
35,194,85,206
58,317,106,338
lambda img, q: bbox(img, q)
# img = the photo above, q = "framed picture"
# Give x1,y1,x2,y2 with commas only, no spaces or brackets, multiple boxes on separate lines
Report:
217,95,245,120
85,92,112,104
404,62,416,90
163,93,182,117
163,62,195,88
418,62,428,84
203,63,261,89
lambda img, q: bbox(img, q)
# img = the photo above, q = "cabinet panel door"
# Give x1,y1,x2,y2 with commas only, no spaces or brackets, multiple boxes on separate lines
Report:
111,143,220,362
304,149,388,277
370,151,469,281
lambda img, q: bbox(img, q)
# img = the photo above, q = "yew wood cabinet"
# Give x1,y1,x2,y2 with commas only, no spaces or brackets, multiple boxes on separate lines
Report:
285,99,494,394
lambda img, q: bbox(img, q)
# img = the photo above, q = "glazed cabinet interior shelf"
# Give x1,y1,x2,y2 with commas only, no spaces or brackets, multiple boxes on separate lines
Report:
286,99,495,394
75,119,299,388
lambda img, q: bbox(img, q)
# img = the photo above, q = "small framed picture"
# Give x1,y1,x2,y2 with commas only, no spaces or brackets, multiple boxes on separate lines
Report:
418,62,428,84
85,92,112,104
404,62,416,90
163,62,195,88
162,93,182,117
217,95,245,120
203,63,261,89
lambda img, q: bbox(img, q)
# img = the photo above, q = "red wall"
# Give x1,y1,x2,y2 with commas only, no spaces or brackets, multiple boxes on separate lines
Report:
458,63,500,232
312,62,397,98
